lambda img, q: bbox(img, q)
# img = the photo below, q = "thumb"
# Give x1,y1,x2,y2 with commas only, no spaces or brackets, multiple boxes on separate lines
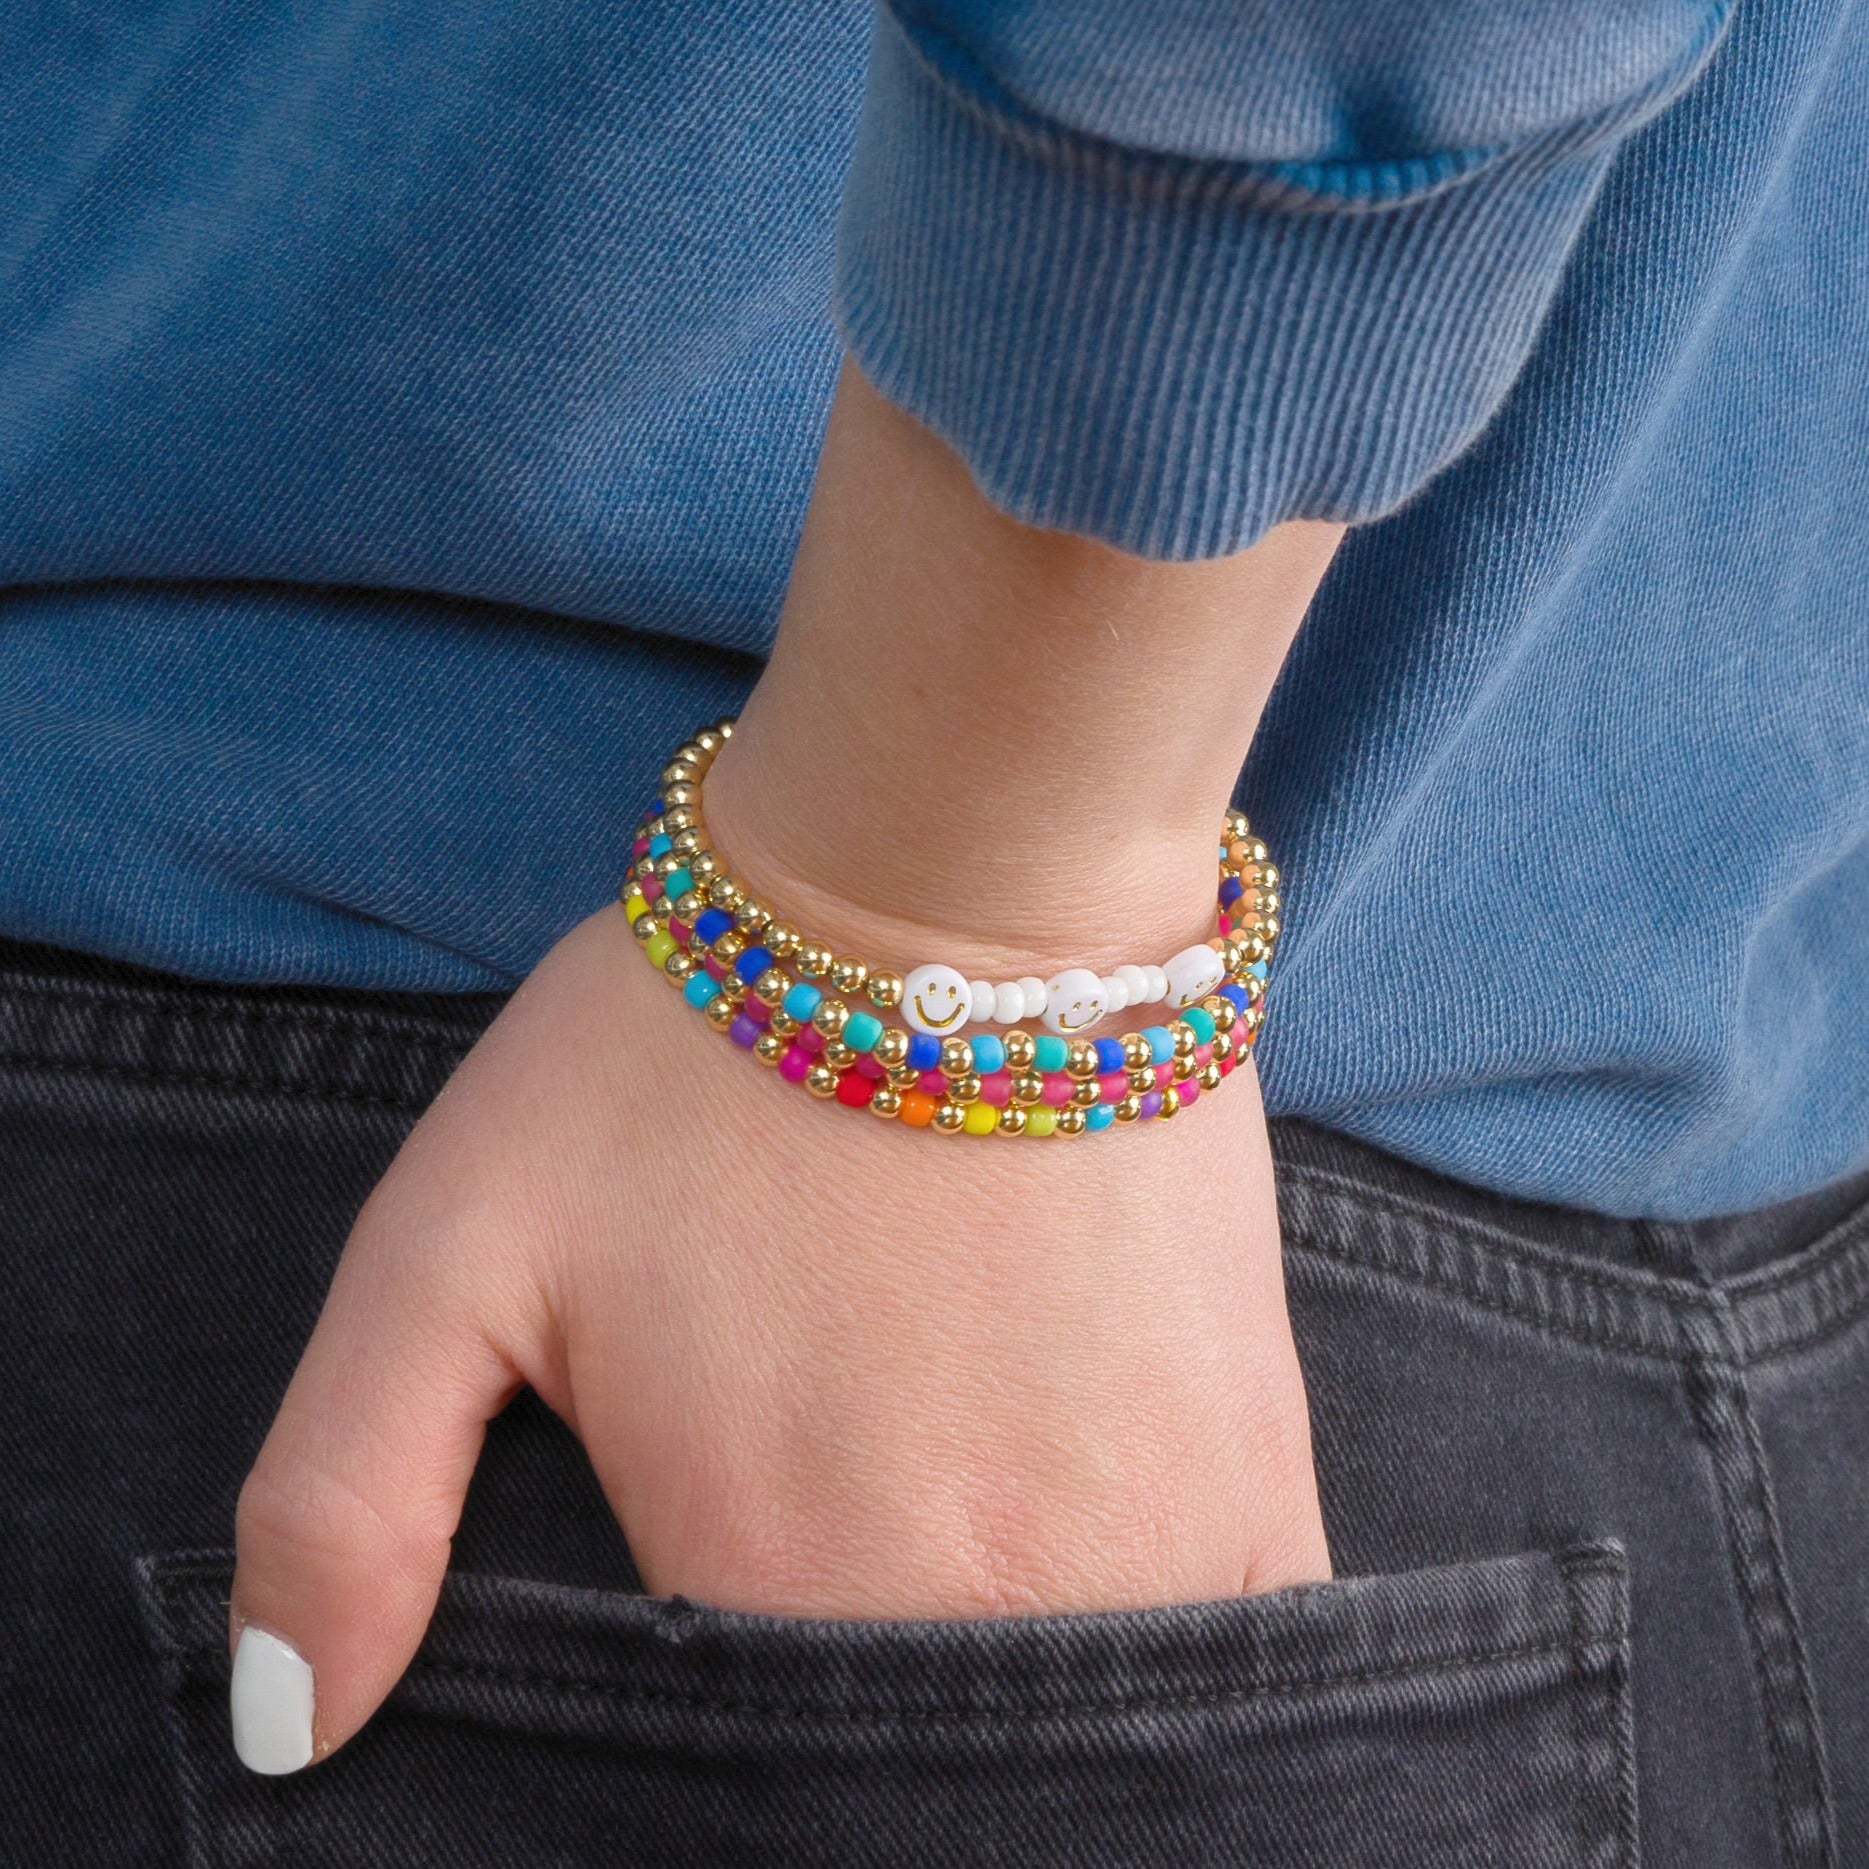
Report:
229,1212,524,1774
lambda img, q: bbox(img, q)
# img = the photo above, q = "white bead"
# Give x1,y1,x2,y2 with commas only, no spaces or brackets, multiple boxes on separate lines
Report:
969,980,997,1022
993,980,1025,1024
1103,974,1128,1013
1041,969,1107,1036
1018,977,1047,1018
1115,964,1150,1006
1164,944,1225,1010
1142,966,1168,1004
903,965,974,1035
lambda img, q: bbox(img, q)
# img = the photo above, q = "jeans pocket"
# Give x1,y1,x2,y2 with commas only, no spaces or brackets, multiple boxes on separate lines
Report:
137,1542,1635,1868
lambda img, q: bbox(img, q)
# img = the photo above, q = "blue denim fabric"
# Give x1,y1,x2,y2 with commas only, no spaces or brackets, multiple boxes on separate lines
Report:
3,1,1868,1216
9,940,1868,1863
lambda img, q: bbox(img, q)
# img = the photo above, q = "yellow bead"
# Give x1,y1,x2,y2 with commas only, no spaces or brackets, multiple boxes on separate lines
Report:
1056,1106,1088,1135
822,1039,857,1070
1065,1040,1098,1079
1011,1071,1044,1106
870,1085,902,1118
830,955,869,996
704,995,738,1031
963,1101,999,1137
1114,1096,1143,1124
805,1063,840,1099
867,970,904,1010
1024,1108,1058,1139
812,998,850,1037
933,1101,968,1134
643,930,676,969
947,1073,983,1104
1122,1034,1152,1071
754,1032,788,1067
874,1026,912,1069
996,1106,1028,1135
940,1036,974,1077
1004,1031,1037,1071
622,892,650,925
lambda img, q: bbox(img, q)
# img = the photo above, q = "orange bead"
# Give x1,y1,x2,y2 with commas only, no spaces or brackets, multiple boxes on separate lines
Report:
897,1090,938,1128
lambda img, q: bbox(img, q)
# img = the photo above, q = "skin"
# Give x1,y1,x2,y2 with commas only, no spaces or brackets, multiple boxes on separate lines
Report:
229,361,1346,1765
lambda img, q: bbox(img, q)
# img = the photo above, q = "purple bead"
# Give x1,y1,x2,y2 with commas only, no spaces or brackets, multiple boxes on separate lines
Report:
729,1015,761,1049
1139,1091,1163,1120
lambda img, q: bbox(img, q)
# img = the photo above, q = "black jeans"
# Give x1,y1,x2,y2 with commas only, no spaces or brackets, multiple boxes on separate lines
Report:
2,937,1864,1866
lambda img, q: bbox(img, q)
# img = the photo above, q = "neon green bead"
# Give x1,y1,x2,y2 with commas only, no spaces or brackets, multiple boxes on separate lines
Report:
963,1101,999,1136
644,930,677,969
1024,1108,1058,1139
623,892,650,924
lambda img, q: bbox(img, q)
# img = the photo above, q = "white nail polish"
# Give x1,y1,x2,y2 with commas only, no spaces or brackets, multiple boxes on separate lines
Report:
230,1626,315,1774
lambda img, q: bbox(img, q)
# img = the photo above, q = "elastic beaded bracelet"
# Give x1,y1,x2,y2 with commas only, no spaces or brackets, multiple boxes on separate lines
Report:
620,721,1280,1138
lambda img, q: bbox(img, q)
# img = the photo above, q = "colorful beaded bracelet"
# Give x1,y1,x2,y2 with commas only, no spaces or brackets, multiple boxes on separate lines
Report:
620,720,1280,1138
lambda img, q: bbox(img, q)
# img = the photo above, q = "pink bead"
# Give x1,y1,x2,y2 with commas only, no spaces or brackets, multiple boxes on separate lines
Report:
917,1070,947,1096
1195,1044,1213,1066
1098,1072,1128,1104
798,1026,825,1054
704,957,727,982
743,997,771,1026
1041,1073,1074,1107
642,876,663,903
1219,1052,1237,1075
855,1054,885,1079
979,1070,1013,1107
779,1044,811,1084
1179,1080,1200,1106
1154,1063,1176,1090
668,918,690,944
631,836,651,859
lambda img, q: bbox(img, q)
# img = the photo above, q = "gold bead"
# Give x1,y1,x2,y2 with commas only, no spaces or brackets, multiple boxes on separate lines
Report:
770,1010,801,1039
1011,1070,1044,1106
812,997,850,1037
1242,1005,1265,1033
662,761,698,787
796,942,834,979
1206,995,1237,1033
1056,1106,1088,1135
1127,1067,1155,1094
1198,1061,1224,1091
1258,864,1281,891
629,911,659,944
1071,1077,1102,1108
1235,933,1269,967
1113,1096,1143,1124
753,968,789,1006
867,969,904,1010
689,851,719,883
1259,891,1282,920
736,899,770,935
1217,938,1244,975
1213,1030,1235,1062
713,929,745,965
1004,1030,1037,1071
754,1032,788,1067
704,995,738,1031
870,1085,902,1118
805,1063,840,1098
766,920,800,958
661,807,695,833
1173,1023,1198,1059
670,830,702,860
663,951,696,984
940,1036,974,1077
1159,1086,1183,1119
1245,839,1268,866
829,955,869,996
887,1062,923,1088
874,1027,912,1069
933,1101,967,1134
1065,1040,1098,1079
712,716,736,739
692,728,723,756
1226,808,1250,839
662,781,698,808
1260,915,1282,945
674,890,704,922
997,1106,1028,1135
654,853,683,878
1121,1034,1152,1071
709,878,744,911
1173,1054,1196,1081
822,1038,857,1070
947,1072,983,1104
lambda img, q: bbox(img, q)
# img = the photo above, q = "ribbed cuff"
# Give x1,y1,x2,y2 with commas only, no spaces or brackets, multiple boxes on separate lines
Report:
834,6,1715,560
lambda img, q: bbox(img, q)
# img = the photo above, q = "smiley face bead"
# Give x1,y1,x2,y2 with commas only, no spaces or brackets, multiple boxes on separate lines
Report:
1041,968,1108,1037
902,964,974,1035
1164,944,1226,1010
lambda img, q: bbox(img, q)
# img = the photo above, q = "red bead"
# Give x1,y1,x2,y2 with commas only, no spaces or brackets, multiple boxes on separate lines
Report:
835,1070,875,1108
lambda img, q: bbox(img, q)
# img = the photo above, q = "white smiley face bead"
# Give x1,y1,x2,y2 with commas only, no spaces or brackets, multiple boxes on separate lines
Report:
902,964,974,1035
1164,944,1225,1009
1041,968,1107,1037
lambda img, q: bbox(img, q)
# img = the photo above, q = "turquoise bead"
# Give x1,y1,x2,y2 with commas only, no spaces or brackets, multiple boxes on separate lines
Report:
1086,1105,1116,1132
664,867,693,902
1143,1025,1175,1065
783,981,823,1023
1248,960,1269,980
1182,1006,1216,1045
843,1010,883,1053
684,973,721,1009
648,834,673,859
970,1034,1005,1075
1033,1035,1068,1074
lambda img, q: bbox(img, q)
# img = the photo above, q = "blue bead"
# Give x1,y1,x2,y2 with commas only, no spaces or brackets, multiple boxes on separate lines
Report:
783,981,824,1024
907,1032,942,1072
970,1034,1005,1076
694,907,733,945
663,867,694,902
736,945,775,986
1143,1025,1175,1065
1094,1037,1127,1075
684,973,721,1009
650,797,664,816
1221,983,1252,1014
648,834,673,859
1248,960,1269,980
1219,876,1244,907
1086,1105,1116,1132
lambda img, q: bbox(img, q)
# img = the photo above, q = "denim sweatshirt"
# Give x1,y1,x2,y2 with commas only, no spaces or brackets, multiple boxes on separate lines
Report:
3,0,1867,1219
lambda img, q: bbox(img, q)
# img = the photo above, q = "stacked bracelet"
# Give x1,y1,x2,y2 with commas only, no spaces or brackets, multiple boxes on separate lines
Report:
620,720,1283,1138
